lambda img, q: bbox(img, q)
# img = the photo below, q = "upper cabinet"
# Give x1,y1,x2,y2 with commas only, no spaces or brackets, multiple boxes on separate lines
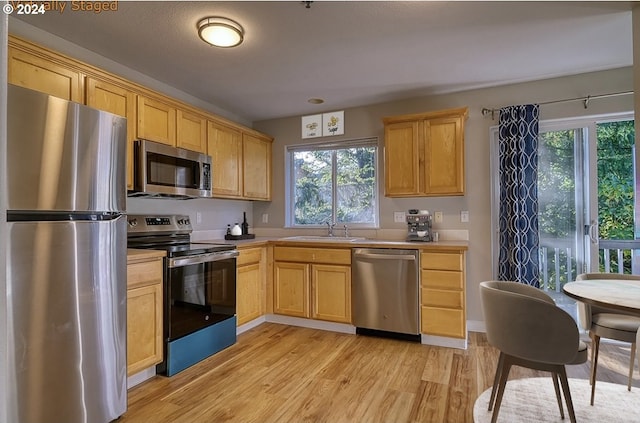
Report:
242,133,272,201
207,121,273,201
8,41,83,102
86,77,137,190
137,95,176,147
383,107,468,197
8,35,274,200
208,121,243,198
176,109,207,153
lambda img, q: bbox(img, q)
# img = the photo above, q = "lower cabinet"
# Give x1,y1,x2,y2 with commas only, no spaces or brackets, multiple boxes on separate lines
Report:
420,250,466,338
126,251,164,376
273,247,351,324
237,247,266,325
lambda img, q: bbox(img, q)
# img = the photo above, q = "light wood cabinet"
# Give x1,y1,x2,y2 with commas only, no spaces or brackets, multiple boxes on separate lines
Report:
137,95,176,146
177,109,207,153
237,247,265,325
383,107,467,197
243,133,272,200
208,121,243,197
273,247,351,323
126,252,164,376
86,77,137,190
8,35,274,197
206,122,273,201
420,249,466,339
8,45,83,102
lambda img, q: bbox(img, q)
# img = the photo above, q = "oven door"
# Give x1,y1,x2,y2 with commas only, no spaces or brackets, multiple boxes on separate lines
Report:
166,251,238,341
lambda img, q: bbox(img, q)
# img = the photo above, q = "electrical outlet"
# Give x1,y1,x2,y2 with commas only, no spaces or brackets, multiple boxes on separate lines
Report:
393,211,406,223
196,212,202,224
461,210,469,222
262,213,269,223
434,211,443,223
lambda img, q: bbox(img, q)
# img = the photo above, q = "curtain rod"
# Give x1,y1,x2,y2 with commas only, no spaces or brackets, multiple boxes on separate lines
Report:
480,90,634,119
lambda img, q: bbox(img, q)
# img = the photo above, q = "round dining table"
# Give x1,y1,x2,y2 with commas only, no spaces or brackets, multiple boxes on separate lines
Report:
562,278,640,316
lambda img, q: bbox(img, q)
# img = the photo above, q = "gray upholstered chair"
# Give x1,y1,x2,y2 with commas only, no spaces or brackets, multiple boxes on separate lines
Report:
575,272,640,405
480,280,587,423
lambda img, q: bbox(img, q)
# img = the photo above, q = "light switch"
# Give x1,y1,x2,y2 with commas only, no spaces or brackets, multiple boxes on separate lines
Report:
434,211,443,223
461,210,469,222
262,213,269,223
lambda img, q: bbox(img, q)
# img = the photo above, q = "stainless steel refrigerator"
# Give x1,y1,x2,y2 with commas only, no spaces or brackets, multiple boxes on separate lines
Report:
6,84,127,423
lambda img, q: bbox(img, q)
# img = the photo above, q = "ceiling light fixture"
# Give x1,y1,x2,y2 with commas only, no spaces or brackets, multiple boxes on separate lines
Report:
197,17,244,48
308,98,324,104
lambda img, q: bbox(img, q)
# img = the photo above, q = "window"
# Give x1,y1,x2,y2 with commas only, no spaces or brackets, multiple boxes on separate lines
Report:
286,138,378,227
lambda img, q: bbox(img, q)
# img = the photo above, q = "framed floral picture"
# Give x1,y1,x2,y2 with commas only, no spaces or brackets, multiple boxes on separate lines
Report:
322,111,344,136
301,114,322,139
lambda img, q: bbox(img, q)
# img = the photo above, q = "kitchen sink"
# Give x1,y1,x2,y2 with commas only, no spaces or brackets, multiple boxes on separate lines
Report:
281,236,367,242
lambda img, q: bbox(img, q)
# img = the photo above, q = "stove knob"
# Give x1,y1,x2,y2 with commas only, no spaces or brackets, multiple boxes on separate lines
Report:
128,218,137,227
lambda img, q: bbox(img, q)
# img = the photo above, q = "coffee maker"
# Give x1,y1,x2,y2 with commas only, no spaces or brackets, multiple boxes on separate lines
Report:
406,209,433,242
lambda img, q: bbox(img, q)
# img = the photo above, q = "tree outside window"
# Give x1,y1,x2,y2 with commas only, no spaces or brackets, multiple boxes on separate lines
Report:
289,140,377,227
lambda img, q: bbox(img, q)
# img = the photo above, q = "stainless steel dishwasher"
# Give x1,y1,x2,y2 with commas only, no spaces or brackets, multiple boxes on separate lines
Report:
352,248,420,340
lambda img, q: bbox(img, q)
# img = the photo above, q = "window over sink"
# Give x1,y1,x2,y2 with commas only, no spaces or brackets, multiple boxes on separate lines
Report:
285,137,378,228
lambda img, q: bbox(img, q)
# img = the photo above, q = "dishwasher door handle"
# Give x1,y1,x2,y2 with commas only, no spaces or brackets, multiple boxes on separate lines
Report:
353,252,416,260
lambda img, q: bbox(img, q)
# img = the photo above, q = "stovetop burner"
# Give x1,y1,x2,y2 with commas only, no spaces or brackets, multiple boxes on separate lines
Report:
126,214,236,257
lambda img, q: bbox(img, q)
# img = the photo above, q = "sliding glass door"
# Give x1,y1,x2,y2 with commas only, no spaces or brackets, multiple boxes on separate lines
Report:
492,113,635,291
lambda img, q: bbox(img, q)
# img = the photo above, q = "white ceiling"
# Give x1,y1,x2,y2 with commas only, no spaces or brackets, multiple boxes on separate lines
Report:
13,1,634,122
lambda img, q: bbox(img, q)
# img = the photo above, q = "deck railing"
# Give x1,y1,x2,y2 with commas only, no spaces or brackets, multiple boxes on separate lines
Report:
539,238,640,291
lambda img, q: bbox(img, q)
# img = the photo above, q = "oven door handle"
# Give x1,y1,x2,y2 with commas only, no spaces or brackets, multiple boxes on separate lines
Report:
167,250,239,268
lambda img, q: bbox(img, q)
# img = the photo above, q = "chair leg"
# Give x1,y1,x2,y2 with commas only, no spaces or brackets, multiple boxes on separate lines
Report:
488,352,504,412
491,356,513,423
558,366,578,423
590,333,601,406
551,372,565,420
629,342,636,391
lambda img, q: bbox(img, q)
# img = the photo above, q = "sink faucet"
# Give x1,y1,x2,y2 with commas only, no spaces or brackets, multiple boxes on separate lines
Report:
343,224,349,238
326,221,336,237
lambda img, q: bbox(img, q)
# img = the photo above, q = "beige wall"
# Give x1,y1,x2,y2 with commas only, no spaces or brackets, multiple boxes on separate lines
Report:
253,67,634,325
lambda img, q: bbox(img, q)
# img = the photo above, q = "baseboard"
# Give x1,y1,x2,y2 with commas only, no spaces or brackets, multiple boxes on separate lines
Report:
237,316,267,335
421,334,468,349
467,320,486,333
127,367,156,389
265,314,356,334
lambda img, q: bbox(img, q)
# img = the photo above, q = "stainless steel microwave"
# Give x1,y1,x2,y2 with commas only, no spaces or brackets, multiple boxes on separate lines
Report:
132,139,212,199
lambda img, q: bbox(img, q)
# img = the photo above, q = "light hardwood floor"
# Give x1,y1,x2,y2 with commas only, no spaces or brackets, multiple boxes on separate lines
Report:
122,323,640,423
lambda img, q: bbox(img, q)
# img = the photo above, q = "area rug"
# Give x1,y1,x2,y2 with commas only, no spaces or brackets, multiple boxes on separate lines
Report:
473,377,640,423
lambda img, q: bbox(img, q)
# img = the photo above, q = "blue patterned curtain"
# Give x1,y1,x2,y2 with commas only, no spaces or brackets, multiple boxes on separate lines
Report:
498,104,540,287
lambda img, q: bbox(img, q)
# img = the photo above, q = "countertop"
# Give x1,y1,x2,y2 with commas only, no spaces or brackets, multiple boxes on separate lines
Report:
197,237,468,251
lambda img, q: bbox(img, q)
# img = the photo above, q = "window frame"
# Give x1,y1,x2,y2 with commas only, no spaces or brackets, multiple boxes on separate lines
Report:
285,137,379,229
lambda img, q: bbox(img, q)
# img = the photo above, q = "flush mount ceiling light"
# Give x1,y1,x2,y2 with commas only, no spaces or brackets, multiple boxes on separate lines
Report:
198,17,244,48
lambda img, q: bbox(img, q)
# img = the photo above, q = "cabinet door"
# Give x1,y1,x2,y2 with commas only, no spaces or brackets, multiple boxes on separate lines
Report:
424,116,464,195
127,283,163,375
243,133,272,200
237,263,263,325
86,77,137,190
208,121,243,197
137,95,176,146
274,261,309,318
384,121,421,196
177,109,207,153
8,46,82,102
311,264,351,323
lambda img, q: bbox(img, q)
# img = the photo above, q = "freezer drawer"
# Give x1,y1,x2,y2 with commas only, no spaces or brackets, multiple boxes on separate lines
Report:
351,248,419,336
7,218,127,423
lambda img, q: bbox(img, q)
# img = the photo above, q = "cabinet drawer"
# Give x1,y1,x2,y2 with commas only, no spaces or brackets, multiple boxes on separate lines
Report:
421,251,463,271
422,288,463,309
274,247,351,265
237,247,262,266
421,306,465,338
421,269,463,290
127,258,163,288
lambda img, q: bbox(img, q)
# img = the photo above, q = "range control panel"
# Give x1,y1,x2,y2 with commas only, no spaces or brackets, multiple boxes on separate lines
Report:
127,214,192,234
